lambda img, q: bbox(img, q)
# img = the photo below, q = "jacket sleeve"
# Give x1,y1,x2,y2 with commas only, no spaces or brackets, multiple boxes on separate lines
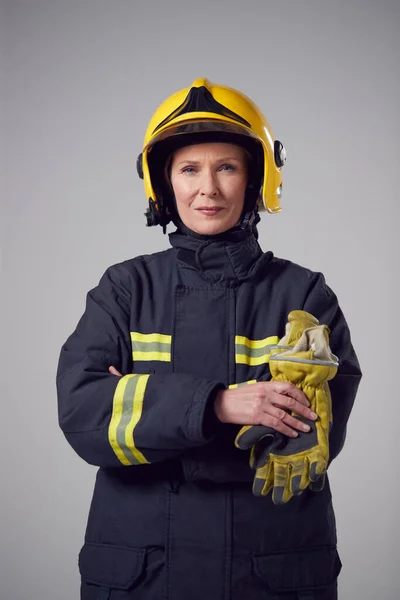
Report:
56,264,225,468
303,272,362,462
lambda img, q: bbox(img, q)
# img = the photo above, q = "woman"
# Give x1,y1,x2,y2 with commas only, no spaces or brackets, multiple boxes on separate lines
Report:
57,78,361,600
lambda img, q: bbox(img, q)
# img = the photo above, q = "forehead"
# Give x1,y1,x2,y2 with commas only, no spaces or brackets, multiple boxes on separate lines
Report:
172,142,246,162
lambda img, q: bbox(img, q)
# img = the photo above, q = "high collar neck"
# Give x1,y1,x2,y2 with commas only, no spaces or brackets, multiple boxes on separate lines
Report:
169,224,272,284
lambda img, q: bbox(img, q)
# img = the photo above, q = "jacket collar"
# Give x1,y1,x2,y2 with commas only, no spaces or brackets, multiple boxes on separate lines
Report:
169,224,272,284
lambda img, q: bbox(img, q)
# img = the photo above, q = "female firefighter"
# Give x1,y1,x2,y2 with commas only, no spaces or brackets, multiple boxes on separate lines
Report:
56,78,361,600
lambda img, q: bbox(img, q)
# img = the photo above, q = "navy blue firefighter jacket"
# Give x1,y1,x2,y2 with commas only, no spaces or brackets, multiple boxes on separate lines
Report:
56,226,362,600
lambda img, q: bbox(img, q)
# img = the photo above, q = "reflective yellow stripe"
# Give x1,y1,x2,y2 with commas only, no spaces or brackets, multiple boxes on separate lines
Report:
132,351,171,362
131,332,172,362
235,335,279,349
109,375,131,465
229,379,257,389
108,374,150,466
236,353,274,366
130,332,172,344
235,335,279,365
124,375,149,465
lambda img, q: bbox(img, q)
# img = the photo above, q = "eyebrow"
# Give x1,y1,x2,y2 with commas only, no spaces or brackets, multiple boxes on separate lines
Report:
175,157,243,167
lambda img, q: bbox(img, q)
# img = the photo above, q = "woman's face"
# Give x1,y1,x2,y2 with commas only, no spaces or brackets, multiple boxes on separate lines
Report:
169,142,248,236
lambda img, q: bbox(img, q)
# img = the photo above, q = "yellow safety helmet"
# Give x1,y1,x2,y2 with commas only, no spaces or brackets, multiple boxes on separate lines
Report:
137,78,286,228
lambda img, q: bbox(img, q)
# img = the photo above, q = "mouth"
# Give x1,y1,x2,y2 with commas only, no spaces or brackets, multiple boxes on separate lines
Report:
195,207,224,216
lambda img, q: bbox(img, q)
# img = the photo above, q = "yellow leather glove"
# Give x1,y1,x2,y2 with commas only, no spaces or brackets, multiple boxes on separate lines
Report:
235,311,320,464
236,311,339,505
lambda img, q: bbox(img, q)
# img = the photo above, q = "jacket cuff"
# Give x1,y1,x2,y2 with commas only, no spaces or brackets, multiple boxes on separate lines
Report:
186,381,226,443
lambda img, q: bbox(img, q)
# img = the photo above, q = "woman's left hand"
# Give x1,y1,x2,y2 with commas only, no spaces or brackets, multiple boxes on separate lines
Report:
109,366,122,377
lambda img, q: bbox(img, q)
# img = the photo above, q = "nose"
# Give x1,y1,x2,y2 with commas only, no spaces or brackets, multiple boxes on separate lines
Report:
199,168,219,197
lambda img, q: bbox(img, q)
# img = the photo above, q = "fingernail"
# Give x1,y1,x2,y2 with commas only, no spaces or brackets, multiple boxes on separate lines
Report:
310,412,318,419
292,431,298,437
303,424,311,432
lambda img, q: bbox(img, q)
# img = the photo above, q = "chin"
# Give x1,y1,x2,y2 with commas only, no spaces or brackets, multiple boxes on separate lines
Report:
186,216,239,236
192,222,232,236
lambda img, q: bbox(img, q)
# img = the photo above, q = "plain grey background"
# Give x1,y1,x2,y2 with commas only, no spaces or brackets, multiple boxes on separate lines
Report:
1,1,399,599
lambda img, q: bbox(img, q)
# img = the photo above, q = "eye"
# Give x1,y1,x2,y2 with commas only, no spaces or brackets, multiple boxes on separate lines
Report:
181,166,197,174
219,164,236,172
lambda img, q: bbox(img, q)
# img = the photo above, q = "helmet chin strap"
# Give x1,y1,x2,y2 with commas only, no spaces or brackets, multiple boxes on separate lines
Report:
240,207,260,231
239,181,261,232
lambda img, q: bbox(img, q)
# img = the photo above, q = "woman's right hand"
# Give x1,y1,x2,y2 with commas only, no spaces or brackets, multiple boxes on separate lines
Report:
213,381,318,438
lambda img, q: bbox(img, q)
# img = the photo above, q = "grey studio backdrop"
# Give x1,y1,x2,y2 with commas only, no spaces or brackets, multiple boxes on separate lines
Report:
1,1,398,599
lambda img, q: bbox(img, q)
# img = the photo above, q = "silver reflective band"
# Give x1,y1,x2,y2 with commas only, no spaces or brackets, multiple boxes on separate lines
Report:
276,184,282,199
270,355,339,368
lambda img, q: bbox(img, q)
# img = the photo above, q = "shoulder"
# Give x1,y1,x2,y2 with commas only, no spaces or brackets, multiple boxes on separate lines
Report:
263,253,338,315
105,248,173,276
267,253,327,290
261,254,342,336
98,248,175,295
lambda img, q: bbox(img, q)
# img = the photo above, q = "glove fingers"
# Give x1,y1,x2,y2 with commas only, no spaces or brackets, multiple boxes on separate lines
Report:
235,425,275,451
290,459,310,496
253,462,274,497
309,460,327,482
251,432,282,469
309,472,326,492
249,445,258,469
235,425,255,450
272,464,292,505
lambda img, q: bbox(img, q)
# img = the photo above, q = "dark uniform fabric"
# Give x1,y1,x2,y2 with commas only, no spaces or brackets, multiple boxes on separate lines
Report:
57,227,361,600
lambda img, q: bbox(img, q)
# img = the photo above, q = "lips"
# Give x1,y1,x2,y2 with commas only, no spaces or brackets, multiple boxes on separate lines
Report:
196,207,223,216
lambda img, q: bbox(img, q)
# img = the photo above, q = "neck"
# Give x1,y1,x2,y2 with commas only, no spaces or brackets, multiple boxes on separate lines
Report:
176,211,260,241
169,223,271,284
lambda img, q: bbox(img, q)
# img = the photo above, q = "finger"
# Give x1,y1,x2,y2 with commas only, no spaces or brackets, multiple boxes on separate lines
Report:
270,391,317,422
264,404,312,434
271,382,310,407
259,412,299,438
109,366,122,377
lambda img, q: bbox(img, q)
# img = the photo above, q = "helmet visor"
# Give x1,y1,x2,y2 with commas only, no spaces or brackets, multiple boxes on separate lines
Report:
144,119,259,153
